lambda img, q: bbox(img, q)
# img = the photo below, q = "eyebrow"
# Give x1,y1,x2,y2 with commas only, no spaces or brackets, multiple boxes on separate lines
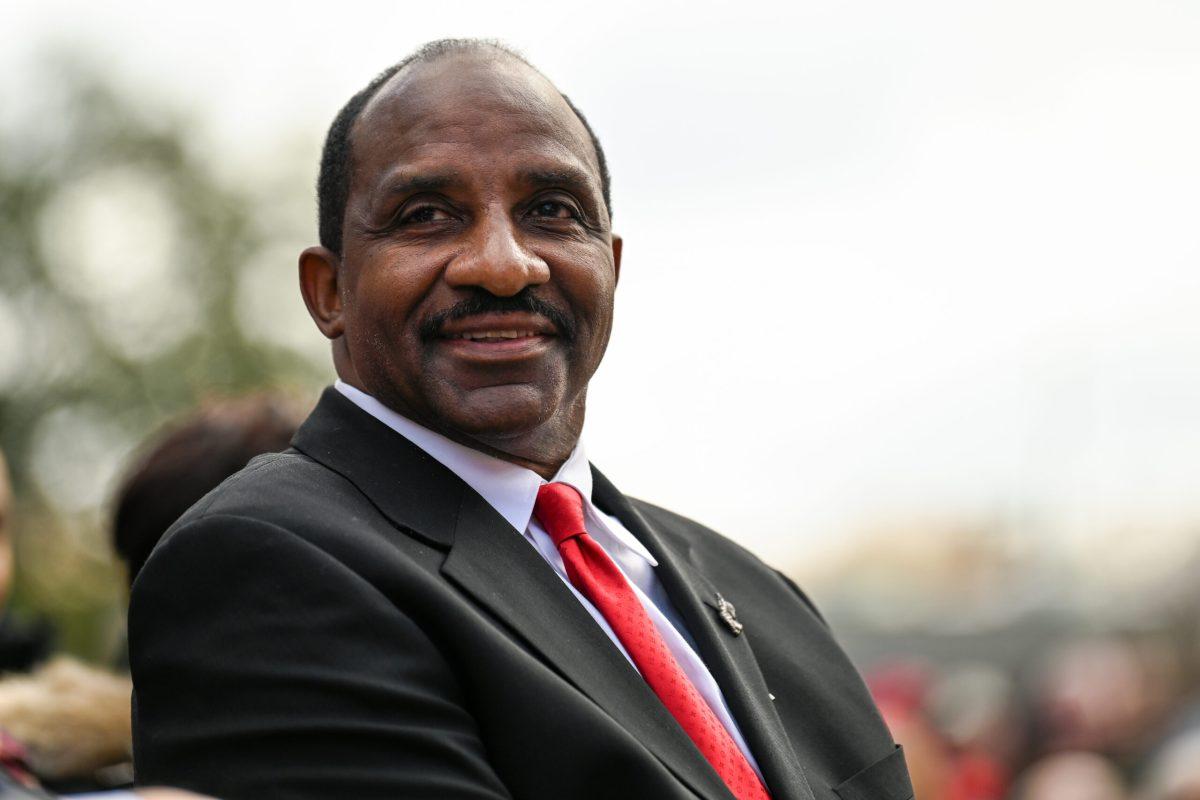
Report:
376,171,465,202
520,166,597,195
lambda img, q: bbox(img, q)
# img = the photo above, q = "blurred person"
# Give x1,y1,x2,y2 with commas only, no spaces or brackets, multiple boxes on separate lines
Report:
129,38,912,800
927,663,1025,769
0,462,192,800
0,451,53,673
1011,751,1127,800
112,393,303,588
1033,637,1167,762
0,449,124,793
867,660,955,799
0,397,301,790
0,658,132,792
927,663,1023,799
867,660,1015,800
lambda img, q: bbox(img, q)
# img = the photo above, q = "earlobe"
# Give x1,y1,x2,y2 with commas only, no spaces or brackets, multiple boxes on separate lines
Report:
298,246,346,340
611,235,623,287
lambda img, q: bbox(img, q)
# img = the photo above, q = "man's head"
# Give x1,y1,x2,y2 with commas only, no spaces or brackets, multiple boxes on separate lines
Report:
300,40,622,476
315,40,612,258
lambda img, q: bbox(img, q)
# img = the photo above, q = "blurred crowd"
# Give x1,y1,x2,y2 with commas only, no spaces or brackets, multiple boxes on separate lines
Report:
1,391,1198,799
865,638,1200,799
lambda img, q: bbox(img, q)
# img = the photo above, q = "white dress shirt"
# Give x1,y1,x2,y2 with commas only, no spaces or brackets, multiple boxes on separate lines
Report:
335,381,762,778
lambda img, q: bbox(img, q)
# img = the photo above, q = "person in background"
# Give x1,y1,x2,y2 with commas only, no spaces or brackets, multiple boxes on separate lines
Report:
0,451,52,674
112,394,304,589
1010,751,1127,800
0,395,301,799
0,447,208,800
1032,637,1170,763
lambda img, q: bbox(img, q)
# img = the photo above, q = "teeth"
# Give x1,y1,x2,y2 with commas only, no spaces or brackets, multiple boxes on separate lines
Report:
452,330,538,341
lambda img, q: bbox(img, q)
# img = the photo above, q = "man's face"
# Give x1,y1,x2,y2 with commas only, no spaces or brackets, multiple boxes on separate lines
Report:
327,54,619,456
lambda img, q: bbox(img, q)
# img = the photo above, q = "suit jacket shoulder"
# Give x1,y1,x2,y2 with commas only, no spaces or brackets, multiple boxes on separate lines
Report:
626,497,828,626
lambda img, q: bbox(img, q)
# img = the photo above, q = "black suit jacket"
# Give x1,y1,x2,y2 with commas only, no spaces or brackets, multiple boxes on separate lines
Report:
130,388,912,800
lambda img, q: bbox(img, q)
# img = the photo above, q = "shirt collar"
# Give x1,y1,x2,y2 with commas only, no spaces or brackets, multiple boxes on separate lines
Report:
334,380,592,537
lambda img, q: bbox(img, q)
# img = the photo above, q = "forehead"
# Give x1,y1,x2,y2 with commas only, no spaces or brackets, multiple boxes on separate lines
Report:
350,54,600,193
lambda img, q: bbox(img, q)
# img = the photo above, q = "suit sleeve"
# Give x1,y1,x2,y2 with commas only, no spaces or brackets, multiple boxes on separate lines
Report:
129,513,512,800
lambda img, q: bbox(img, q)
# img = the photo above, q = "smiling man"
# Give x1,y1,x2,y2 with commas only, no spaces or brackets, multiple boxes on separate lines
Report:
300,41,617,477
129,40,911,800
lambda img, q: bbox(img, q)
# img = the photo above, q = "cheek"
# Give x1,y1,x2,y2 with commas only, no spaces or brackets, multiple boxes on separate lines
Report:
348,257,437,339
562,278,616,366
551,246,617,323
575,270,617,336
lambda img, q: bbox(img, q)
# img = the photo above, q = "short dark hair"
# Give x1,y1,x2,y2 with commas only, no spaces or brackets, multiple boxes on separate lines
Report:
316,38,612,255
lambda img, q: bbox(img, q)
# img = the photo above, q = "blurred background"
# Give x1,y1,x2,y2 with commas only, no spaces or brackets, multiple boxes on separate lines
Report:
1,1,1199,797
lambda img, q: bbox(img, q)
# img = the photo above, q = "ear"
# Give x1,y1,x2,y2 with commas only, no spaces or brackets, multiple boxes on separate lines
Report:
611,234,623,287
299,246,345,339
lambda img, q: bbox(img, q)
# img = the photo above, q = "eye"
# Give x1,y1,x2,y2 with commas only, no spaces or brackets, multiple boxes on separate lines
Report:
528,199,578,220
399,205,453,225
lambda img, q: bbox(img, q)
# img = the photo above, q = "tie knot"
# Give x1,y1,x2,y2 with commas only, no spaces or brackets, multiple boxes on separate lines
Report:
533,482,587,548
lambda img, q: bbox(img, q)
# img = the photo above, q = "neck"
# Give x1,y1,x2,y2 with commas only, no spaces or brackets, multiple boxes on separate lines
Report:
444,435,569,479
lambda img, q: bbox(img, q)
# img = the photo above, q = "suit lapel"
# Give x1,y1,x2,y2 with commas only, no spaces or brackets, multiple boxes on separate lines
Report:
291,388,462,549
592,468,818,800
294,389,734,800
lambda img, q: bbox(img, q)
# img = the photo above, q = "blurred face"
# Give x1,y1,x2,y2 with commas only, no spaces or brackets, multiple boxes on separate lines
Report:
303,53,620,471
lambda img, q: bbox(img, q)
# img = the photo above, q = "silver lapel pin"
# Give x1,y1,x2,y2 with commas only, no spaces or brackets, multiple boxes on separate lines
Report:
714,592,744,636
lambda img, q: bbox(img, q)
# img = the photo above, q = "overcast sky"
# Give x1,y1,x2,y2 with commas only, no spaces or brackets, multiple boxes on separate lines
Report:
3,0,1199,567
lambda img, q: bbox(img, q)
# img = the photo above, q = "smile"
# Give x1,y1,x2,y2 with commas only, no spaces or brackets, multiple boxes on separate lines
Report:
433,311,561,363
436,311,561,343
444,330,544,342
436,333,555,364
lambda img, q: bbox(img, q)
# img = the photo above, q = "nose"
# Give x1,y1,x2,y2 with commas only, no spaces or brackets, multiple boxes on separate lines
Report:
444,211,550,296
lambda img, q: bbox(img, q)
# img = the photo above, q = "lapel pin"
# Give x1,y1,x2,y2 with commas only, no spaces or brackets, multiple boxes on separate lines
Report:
714,592,744,636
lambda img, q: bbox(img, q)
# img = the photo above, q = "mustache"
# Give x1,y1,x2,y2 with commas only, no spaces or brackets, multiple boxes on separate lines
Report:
419,289,577,342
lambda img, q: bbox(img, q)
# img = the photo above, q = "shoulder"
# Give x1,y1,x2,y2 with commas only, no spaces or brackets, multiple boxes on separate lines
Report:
128,453,430,645
626,496,828,627
138,447,433,599
153,447,387,560
175,448,358,527
626,496,768,567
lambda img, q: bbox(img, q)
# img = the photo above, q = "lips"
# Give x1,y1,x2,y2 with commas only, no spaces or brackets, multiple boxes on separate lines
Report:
445,329,544,342
437,311,559,340
435,311,558,361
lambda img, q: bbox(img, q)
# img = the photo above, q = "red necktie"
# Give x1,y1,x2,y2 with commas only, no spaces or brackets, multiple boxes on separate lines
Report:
534,483,772,800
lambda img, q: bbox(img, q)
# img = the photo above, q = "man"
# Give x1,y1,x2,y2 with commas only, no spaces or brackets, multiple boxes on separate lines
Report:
130,39,912,800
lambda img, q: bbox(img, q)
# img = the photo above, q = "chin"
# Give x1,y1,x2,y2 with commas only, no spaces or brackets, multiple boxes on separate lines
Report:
438,383,564,441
